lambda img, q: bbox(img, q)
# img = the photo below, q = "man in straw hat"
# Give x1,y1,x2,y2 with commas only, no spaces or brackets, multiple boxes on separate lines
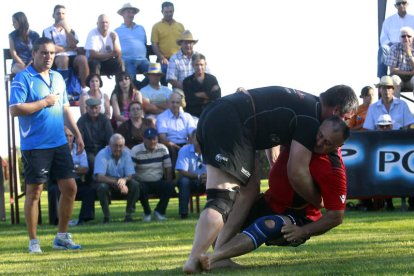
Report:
141,62,172,118
151,1,185,82
115,3,150,87
363,75,414,130
167,30,205,89
183,84,358,273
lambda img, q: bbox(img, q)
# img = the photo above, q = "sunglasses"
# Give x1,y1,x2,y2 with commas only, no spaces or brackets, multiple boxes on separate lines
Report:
396,1,407,6
378,125,391,129
401,34,412,38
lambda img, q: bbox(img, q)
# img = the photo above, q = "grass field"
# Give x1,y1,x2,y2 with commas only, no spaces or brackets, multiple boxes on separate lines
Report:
0,192,413,275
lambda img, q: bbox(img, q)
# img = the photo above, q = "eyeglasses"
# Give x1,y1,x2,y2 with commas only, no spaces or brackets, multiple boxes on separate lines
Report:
378,125,391,129
130,107,142,111
401,34,412,38
396,1,407,6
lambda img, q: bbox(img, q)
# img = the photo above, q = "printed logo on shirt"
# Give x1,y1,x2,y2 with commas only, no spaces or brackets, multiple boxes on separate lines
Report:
339,195,346,204
241,167,251,178
215,154,229,164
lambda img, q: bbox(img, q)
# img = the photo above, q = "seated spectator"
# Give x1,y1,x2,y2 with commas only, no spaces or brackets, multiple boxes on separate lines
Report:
131,128,174,221
375,114,396,211
140,63,172,120
8,12,40,74
110,71,143,129
151,1,185,83
42,4,89,97
77,98,113,183
79,73,111,118
95,134,140,223
385,26,414,94
115,101,155,149
48,126,95,226
377,0,414,78
183,53,221,117
157,89,197,169
85,14,123,76
115,3,149,88
391,74,402,97
348,86,375,130
363,76,414,130
167,30,204,89
176,130,206,219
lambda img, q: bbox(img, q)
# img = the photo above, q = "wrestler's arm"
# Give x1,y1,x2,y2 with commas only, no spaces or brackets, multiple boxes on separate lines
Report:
287,140,322,208
281,209,344,242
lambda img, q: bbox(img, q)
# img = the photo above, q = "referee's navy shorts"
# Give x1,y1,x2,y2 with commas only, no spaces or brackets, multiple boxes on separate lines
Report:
197,92,255,185
21,144,76,185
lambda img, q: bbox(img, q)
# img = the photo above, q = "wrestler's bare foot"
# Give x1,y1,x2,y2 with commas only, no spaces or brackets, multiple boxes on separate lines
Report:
200,254,242,272
199,254,211,271
183,257,201,274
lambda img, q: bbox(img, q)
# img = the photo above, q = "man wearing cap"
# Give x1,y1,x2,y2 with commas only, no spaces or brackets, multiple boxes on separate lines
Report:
151,1,185,80
363,75,414,130
378,1,414,77
385,26,414,93
77,97,113,183
140,62,172,118
348,86,375,130
85,14,123,76
131,128,175,222
94,133,140,223
167,30,205,89
115,3,150,87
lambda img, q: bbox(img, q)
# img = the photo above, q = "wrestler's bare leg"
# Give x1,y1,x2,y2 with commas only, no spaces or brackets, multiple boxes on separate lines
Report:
183,165,240,274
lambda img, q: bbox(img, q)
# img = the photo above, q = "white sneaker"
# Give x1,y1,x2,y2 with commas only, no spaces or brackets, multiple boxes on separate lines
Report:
53,233,81,250
143,214,152,222
154,211,167,221
28,239,42,254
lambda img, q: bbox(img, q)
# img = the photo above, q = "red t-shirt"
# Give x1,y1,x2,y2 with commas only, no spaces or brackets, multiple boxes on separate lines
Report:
264,147,347,221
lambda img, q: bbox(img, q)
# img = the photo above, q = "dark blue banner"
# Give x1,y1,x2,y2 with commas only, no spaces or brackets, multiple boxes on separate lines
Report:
342,130,414,198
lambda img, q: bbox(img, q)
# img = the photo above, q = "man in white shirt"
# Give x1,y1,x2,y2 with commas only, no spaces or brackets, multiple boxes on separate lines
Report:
85,14,123,76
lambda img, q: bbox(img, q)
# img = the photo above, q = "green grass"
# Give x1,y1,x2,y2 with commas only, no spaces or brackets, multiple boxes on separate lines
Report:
0,192,414,275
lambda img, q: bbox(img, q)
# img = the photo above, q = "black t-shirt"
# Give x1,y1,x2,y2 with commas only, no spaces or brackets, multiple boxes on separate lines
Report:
227,86,321,150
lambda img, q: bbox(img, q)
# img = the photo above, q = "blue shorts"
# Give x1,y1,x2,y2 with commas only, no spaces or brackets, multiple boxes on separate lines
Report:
21,144,76,184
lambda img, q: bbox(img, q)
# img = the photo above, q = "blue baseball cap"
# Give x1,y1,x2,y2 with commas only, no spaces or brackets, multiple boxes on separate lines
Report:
144,128,158,139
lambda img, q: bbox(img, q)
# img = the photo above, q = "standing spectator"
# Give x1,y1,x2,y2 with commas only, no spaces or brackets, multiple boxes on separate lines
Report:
157,89,197,169
140,63,172,119
385,26,414,93
363,76,414,130
183,53,221,117
77,98,113,183
85,14,123,76
9,37,83,253
151,1,185,82
166,30,200,89
378,0,414,77
110,71,143,129
48,126,95,226
95,134,140,223
115,3,149,87
116,101,155,149
0,156,8,221
348,86,375,130
42,4,89,94
8,12,39,74
176,130,206,219
79,73,111,118
131,128,175,221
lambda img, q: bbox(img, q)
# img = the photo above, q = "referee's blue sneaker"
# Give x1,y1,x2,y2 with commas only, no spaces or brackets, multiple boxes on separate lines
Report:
53,233,81,250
